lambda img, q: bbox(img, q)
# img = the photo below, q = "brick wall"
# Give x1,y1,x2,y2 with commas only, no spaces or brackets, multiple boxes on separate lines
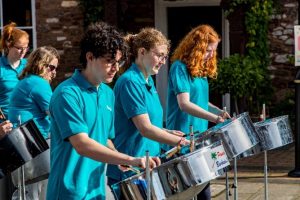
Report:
36,0,84,87
268,0,298,102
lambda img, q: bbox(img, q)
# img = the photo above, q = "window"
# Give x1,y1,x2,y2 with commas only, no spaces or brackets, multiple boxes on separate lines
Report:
0,0,36,52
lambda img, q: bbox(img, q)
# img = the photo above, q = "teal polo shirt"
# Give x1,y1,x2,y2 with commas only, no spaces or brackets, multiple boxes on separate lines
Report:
8,75,52,139
47,70,115,200
0,56,27,120
107,63,163,182
166,60,209,135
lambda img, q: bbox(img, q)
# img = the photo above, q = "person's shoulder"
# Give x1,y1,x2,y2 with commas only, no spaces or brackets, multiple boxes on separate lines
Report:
170,60,186,73
53,77,78,96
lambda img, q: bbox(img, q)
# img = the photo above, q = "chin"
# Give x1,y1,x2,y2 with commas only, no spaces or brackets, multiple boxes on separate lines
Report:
104,78,113,83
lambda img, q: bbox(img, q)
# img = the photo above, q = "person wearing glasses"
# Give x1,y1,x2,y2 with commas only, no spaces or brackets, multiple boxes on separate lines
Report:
8,46,59,139
166,24,230,200
0,22,29,121
46,22,157,200
107,28,189,199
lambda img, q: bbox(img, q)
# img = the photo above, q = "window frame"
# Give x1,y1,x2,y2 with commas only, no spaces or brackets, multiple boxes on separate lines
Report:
0,0,37,50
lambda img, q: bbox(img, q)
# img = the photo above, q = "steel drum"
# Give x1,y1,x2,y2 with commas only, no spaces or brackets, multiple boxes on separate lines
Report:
11,139,50,185
114,141,230,200
195,112,259,160
0,120,49,176
254,115,293,151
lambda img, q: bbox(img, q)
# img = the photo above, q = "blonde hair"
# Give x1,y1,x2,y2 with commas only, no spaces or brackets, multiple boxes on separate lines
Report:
124,28,170,67
20,46,60,80
1,22,29,56
171,24,220,78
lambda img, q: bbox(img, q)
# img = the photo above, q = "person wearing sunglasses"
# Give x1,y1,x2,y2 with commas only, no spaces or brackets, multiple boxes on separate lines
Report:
0,22,29,121
6,46,59,199
166,25,231,200
107,28,189,199
8,46,59,139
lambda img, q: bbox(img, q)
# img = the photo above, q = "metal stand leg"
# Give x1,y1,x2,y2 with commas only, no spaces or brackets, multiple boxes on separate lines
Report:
225,172,230,200
17,166,26,200
233,157,238,200
264,150,268,200
146,151,151,200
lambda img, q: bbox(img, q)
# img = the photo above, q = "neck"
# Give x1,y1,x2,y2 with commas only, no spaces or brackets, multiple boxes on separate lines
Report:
7,55,20,69
135,59,149,81
81,68,100,89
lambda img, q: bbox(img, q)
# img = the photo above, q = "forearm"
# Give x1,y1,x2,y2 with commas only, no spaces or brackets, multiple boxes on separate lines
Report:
140,125,182,146
181,101,218,123
71,134,138,166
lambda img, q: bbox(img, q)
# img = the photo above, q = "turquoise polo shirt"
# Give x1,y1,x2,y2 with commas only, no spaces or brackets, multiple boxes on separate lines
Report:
0,56,27,120
107,63,163,182
166,60,209,135
8,75,52,139
47,70,115,200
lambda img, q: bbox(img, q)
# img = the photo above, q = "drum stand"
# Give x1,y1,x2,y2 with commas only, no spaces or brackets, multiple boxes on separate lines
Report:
262,104,269,200
17,166,26,200
16,115,26,200
146,151,151,200
233,157,238,200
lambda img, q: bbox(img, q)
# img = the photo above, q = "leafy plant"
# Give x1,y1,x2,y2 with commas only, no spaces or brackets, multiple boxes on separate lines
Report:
210,54,266,114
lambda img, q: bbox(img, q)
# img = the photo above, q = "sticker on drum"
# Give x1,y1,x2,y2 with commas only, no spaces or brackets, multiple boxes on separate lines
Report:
115,142,230,200
196,112,259,160
254,115,293,151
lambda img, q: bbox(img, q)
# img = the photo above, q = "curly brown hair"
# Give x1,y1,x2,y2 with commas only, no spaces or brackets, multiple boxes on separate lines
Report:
123,28,170,70
171,24,220,78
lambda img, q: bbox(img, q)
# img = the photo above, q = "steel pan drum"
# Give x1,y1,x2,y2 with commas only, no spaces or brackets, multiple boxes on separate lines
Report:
11,139,50,185
195,112,259,160
0,120,49,176
114,142,230,200
254,115,293,151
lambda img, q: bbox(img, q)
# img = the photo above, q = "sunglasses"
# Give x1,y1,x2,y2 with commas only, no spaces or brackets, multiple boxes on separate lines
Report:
47,64,57,72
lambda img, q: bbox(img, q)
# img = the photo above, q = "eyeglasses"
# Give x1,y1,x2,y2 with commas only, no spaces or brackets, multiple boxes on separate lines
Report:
107,59,126,68
47,64,57,72
13,46,29,52
150,50,168,62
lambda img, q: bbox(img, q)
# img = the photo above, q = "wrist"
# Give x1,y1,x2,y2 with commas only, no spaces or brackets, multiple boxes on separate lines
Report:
215,115,222,124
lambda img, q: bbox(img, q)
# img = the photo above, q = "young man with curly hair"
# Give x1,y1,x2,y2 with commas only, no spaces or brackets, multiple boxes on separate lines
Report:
46,22,157,200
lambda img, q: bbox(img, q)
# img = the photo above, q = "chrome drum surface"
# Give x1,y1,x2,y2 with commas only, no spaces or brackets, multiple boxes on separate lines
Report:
254,115,293,151
114,142,230,200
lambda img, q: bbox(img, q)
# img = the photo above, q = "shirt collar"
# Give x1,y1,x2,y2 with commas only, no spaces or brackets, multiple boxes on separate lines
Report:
131,63,154,88
71,69,102,92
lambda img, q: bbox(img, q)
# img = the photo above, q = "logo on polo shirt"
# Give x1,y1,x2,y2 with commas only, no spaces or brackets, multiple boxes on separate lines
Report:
106,105,112,111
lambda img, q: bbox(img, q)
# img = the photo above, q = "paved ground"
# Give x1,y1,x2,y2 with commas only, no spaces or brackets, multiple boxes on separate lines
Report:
211,143,300,200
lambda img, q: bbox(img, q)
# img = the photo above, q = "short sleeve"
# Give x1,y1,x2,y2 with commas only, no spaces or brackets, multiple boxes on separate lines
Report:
119,80,147,119
50,90,88,140
169,62,191,95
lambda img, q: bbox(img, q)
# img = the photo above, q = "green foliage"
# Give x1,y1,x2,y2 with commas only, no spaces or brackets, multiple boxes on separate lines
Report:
213,0,275,114
210,54,264,99
78,0,105,27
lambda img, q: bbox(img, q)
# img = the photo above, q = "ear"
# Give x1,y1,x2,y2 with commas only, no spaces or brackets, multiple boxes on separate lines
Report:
138,48,146,56
86,52,94,62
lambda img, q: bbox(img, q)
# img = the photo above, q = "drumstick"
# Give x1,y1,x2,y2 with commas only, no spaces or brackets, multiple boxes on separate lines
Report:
0,108,6,120
120,165,140,174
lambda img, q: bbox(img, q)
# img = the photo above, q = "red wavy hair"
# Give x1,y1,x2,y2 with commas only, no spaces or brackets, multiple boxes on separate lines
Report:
171,24,220,78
